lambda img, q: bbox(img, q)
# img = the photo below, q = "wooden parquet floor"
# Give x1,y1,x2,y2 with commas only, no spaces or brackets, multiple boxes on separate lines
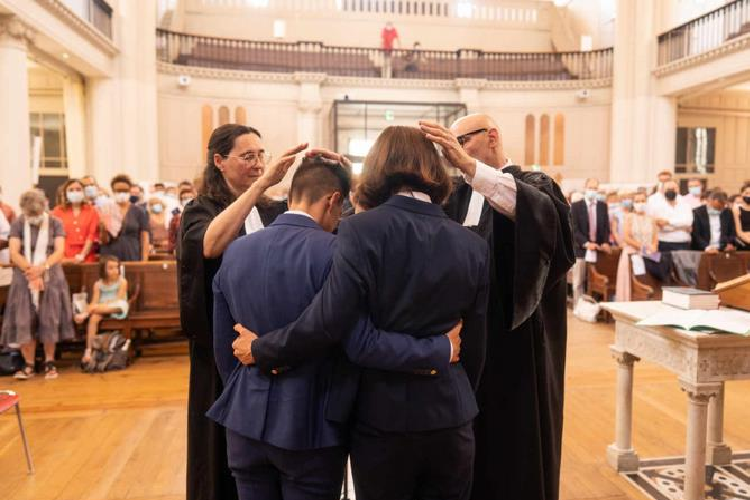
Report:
1,315,749,500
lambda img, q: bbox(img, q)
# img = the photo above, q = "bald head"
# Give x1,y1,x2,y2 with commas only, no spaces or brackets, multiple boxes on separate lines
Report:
450,114,506,169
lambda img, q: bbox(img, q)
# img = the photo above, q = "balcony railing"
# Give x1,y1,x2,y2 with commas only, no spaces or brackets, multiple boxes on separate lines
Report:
657,0,750,66
156,29,613,81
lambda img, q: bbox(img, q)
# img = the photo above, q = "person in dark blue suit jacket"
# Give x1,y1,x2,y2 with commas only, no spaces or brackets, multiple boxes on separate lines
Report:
209,154,459,500
234,127,490,500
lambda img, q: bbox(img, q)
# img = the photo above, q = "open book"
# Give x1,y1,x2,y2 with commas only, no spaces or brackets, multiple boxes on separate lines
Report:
637,308,750,335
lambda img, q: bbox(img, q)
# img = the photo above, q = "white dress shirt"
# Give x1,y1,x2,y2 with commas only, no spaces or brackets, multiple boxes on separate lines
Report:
708,210,722,249
285,210,314,219
651,199,693,243
681,193,702,209
244,206,265,234
462,158,516,224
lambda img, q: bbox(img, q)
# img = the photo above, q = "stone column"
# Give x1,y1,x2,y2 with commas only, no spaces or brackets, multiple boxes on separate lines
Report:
85,76,119,185
609,0,677,184
706,382,733,465
0,15,34,210
680,380,720,500
63,75,87,179
456,78,486,115
606,347,640,472
295,73,326,147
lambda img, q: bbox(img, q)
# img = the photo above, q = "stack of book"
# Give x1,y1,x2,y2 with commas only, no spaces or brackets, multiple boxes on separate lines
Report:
661,287,720,310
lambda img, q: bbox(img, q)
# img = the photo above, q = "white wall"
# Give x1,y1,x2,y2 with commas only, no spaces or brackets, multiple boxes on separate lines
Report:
156,67,613,184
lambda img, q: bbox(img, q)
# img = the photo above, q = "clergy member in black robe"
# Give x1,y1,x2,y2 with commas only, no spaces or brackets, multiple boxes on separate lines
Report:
180,123,302,500
422,116,575,500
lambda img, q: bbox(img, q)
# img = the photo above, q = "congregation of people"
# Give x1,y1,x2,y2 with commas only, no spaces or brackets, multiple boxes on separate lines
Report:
568,171,750,304
0,175,197,379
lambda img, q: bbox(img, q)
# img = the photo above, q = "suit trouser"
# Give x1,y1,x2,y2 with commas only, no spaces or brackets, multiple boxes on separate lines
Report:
350,421,475,500
226,429,347,500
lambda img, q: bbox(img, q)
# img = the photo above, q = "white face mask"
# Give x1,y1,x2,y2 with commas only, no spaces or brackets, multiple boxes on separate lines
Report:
634,202,646,213
181,197,194,207
26,215,44,225
67,191,84,204
84,185,98,198
114,192,130,204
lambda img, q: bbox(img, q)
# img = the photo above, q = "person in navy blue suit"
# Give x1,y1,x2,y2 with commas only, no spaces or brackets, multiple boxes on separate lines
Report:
232,127,490,500
209,153,461,500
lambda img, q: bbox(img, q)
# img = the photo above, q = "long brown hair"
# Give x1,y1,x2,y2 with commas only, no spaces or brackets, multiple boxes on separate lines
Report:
357,126,451,209
200,124,261,207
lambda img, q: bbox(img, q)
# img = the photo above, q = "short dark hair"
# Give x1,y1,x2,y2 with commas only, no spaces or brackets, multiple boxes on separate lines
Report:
99,254,121,280
111,174,133,190
154,182,165,190
200,124,261,207
358,126,451,208
289,156,351,205
709,190,727,203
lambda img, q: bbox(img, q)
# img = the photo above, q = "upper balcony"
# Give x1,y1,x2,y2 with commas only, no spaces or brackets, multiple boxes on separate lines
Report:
655,0,750,95
156,28,613,83
61,0,113,39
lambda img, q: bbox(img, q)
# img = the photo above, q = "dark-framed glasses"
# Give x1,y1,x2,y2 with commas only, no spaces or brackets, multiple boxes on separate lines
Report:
456,128,488,146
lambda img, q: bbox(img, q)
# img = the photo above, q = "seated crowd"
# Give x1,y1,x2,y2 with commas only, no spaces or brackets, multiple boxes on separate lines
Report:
568,171,750,304
0,175,197,379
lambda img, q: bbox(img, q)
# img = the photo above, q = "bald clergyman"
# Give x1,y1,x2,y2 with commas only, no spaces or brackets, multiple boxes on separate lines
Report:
421,116,575,500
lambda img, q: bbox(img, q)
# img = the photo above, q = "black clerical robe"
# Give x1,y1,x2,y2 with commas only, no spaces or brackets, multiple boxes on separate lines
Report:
444,166,575,500
179,194,287,500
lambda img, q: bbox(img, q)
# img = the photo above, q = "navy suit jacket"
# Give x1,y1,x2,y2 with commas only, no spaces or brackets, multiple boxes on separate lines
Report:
207,213,451,450
691,205,736,251
251,196,490,433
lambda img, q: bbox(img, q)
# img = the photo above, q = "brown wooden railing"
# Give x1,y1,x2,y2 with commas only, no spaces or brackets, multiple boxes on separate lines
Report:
156,28,614,81
657,0,750,66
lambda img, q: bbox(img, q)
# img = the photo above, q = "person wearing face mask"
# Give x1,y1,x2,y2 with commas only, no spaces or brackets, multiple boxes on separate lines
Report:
651,180,693,252
647,170,673,211
691,190,736,253
148,197,169,252
571,178,611,258
610,193,634,247
733,182,750,250
51,179,101,263
100,174,150,261
681,178,704,209
1,189,74,380
615,192,661,301
167,186,197,256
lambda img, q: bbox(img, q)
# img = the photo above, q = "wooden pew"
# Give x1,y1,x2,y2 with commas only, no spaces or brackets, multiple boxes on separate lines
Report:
696,252,750,291
586,247,622,302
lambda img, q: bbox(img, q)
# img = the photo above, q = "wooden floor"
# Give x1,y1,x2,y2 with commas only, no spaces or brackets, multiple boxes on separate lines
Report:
1,316,749,500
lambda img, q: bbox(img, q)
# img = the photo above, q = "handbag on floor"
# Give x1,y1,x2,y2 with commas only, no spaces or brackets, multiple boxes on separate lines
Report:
573,295,601,323
0,348,24,375
82,332,130,373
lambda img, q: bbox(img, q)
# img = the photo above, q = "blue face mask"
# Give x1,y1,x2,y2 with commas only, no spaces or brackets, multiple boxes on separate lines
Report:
596,193,607,203
84,186,97,199
689,186,701,196
151,204,163,214
707,207,722,216
585,190,598,202
622,199,634,209
66,191,84,204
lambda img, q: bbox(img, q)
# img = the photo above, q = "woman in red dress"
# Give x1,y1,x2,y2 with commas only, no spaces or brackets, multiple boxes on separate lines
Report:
51,178,100,263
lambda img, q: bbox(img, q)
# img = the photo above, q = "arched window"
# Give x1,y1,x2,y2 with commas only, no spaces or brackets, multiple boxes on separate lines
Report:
553,114,565,166
218,106,230,126
201,105,213,158
539,114,550,166
235,106,247,125
524,114,535,166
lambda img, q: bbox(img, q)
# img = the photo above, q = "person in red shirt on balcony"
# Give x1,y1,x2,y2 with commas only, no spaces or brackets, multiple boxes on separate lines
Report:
381,21,400,53
51,178,100,263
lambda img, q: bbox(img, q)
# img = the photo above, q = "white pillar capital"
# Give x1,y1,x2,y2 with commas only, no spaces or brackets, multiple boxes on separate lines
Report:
679,379,721,402
610,347,640,366
0,15,35,47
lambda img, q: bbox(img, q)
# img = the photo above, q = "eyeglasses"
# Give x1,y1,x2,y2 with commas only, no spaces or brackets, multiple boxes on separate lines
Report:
224,151,272,166
456,128,488,147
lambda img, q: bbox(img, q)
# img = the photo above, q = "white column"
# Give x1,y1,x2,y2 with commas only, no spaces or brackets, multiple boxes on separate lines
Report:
680,380,720,500
456,79,486,115
85,76,119,185
0,16,34,210
63,75,87,180
706,382,733,465
609,0,677,184
295,73,326,146
606,347,640,472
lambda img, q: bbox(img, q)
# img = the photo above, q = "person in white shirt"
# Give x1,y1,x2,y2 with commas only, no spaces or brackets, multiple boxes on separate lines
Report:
647,170,673,215
680,177,703,209
652,180,693,251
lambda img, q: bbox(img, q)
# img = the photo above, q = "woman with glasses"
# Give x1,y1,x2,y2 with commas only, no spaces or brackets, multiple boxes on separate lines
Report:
179,123,305,500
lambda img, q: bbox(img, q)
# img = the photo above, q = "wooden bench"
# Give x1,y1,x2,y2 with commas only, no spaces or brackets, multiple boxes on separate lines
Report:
586,248,622,303
696,252,750,291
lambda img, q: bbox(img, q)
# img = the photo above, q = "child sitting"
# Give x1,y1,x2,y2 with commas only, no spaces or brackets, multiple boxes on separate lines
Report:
75,255,128,364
